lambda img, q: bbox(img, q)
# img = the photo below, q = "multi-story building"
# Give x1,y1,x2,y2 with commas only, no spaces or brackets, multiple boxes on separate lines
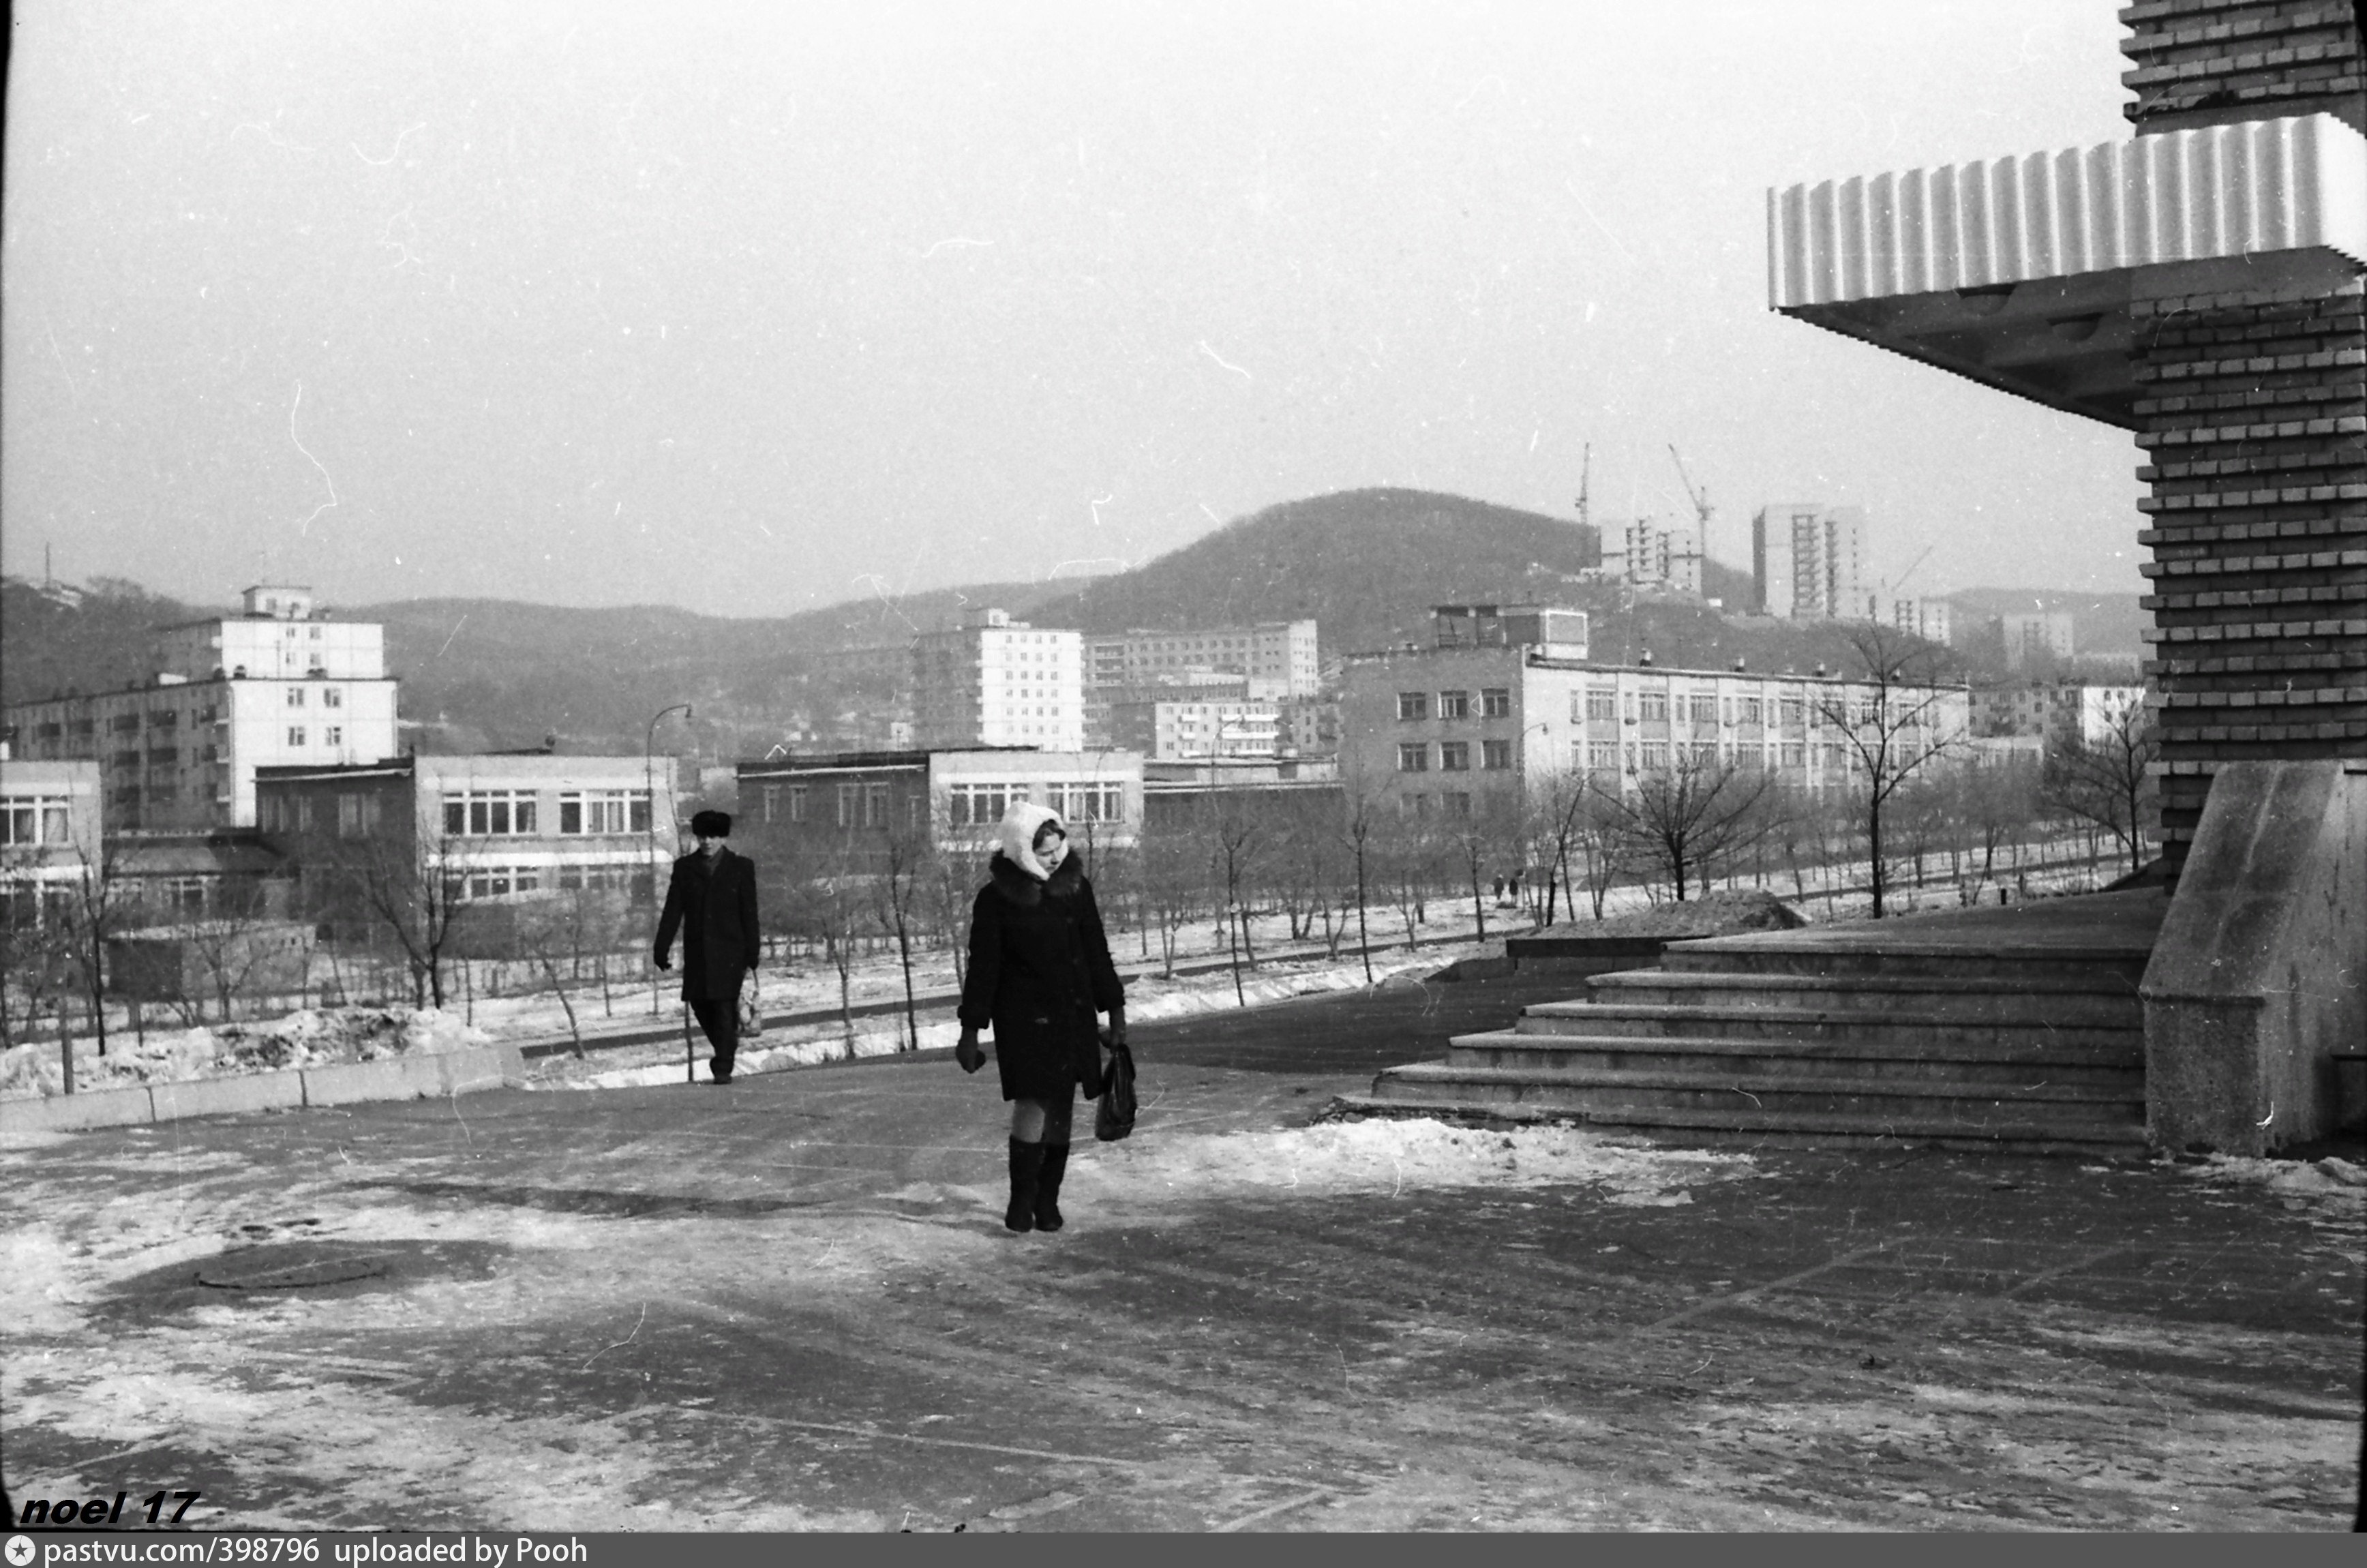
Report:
734,748,1143,873
1083,620,1320,699
1,585,399,831
1893,597,1954,646
1274,695,1342,759
1599,519,1704,597
0,758,103,918
1995,611,2077,672
1753,504,1873,621
911,609,1085,753
255,753,679,915
1340,608,1970,817
1970,682,2148,750
1105,699,1282,763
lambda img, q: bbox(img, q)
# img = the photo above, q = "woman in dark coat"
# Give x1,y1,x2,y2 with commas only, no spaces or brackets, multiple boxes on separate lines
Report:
954,801,1126,1233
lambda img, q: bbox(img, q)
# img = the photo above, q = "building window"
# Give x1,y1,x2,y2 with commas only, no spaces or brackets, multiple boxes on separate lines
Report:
762,784,781,823
1481,688,1511,719
1,796,72,845
1586,740,1620,774
322,688,344,708
1396,742,1430,772
335,793,382,839
787,785,808,823
1438,741,1471,772
286,687,307,708
1481,739,1512,770
1638,690,1670,722
1442,791,1473,817
1781,742,1806,769
864,781,890,828
558,790,641,834
1689,693,1718,725
1742,696,1764,725
1437,690,1470,720
323,726,343,747
1639,740,1670,771
1046,782,1126,823
836,783,860,828
297,796,317,831
287,726,307,747
443,790,540,836
948,783,1024,828
1396,692,1430,721
462,865,541,901
1780,695,1805,725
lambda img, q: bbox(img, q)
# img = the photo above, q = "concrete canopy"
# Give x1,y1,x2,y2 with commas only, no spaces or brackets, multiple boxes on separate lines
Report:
1767,112,2367,428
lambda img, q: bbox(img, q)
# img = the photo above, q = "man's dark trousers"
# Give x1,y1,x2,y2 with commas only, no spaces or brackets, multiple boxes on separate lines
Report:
688,997,740,1080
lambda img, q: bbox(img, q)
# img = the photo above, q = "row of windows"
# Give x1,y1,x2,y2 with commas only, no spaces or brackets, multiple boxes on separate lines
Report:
440,789,653,837
284,687,346,708
2,796,74,846
284,727,344,747
1395,740,1515,773
1396,689,1513,721
1569,739,1862,773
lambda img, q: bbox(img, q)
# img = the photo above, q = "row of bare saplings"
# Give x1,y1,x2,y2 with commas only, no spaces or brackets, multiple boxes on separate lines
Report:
0,714,2156,1060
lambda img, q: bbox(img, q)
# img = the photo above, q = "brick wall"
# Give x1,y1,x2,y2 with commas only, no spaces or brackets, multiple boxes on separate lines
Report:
2132,280,2367,861
2122,1,2366,136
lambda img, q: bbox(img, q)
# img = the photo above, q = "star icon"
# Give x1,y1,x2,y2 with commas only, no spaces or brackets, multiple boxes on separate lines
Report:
7,1536,38,1567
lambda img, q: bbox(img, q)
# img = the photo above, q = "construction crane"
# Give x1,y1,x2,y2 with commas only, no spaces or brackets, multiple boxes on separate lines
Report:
1573,442,1592,536
1668,444,1711,562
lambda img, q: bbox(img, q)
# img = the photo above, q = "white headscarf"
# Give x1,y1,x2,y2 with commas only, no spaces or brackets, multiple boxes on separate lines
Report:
997,800,1069,881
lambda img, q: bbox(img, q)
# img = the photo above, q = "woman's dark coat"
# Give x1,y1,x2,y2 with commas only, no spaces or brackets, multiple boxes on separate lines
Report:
959,851,1124,1103
652,847,760,1001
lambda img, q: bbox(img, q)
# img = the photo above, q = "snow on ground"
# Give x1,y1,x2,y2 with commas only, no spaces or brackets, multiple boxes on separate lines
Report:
2176,1154,2367,1215
0,1008,492,1100
1068,1117,1756,1209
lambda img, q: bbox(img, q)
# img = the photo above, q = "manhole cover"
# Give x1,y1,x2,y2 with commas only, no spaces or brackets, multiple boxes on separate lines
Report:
196,1246,393,1291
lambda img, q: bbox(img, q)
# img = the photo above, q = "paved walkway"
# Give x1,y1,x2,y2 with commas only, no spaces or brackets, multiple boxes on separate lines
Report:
5,968,2360,1531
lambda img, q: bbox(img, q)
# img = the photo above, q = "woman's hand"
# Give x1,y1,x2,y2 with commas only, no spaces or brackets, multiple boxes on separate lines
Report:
955,1028,985,1074
1106,1007,1128,1049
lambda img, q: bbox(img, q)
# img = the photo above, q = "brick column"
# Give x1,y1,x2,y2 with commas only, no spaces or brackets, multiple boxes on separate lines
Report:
2124,1,2367,871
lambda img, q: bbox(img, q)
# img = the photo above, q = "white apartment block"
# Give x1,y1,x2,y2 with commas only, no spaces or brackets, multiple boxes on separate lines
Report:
1996,611,2077,671
1893,597,1954,645
1599,519,1704,597
1083,620,1320,698
1970,682,2147,749
1753,504,1873,621
2,585,399,832
911,609,1085,753
1106,699,1282,762
1340,625,1970,819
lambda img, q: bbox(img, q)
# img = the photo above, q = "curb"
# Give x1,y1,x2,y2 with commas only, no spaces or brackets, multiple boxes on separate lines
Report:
0,1043,528,1140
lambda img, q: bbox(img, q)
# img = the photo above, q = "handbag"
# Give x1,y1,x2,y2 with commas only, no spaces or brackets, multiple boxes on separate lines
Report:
1094,1037,1136,1143
737,976,765,1040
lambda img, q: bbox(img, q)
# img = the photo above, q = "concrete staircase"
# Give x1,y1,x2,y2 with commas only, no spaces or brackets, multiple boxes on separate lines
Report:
1338,901,2165,1156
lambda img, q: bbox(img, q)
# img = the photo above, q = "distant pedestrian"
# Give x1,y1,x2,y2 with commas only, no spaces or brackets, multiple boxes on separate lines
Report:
954,802,1126,1233
653,809,760,1085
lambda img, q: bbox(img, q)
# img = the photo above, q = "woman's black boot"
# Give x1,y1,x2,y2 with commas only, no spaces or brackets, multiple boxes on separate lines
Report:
1034,1143,1070,1233
1005,1139,1044,1233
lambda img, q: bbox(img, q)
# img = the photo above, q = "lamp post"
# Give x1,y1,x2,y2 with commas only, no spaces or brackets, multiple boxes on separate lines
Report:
644,702,692,1016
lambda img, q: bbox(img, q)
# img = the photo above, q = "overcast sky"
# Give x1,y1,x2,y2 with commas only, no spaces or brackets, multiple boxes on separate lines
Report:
3,1,2143,616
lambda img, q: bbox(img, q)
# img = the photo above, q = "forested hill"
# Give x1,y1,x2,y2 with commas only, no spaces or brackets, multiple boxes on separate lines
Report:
1025,487,1608,651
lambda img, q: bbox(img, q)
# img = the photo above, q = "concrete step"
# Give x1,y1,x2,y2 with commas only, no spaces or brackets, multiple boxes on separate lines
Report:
1367,1062,2144,1130
1445,1029,2143,1087
1658,937,2150,987
1582,969,2144,1025
1513,1001,2141,1052
1325,1093,2152,1157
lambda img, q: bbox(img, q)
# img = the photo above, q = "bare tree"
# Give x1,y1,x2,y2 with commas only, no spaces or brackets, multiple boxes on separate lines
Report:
1136,815,1205,980
2042,697,2160,877
1336,782,1383,984
868,805,937,1051
302,819,471,1008
1811,622,1969,918
1588,747,1781,903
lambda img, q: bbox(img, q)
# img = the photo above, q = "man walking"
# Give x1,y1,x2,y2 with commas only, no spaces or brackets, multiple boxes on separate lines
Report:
653,809,760,1084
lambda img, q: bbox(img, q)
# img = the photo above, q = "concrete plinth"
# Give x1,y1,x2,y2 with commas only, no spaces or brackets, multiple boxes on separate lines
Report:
2141,759,2367,1154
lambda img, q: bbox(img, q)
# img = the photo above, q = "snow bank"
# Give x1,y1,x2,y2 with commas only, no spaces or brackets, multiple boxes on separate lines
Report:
2179,1153,2366,1210
0,1008,492,1100
1074,1116,1755,1207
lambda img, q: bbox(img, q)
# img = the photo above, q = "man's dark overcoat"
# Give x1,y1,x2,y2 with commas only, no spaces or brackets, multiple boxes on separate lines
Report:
653,847,760,1001
959,851,1124,1103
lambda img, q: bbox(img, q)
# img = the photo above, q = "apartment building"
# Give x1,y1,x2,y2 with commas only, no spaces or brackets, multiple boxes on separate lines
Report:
1,585,399,831
1599,519,1704,597
1753,504,1873,621
1340,609,1970,817
1970,682,2148,749
1083,620,1320,699
0,758,103,916
1995,611,2077,671
255,753,679,910
734,748,1144,874
1893,597,1954,646
911,609,1085,753
1102,698,1282,762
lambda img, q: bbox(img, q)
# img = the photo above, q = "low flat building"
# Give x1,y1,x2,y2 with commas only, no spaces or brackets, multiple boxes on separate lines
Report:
1,758,103,920
736,748,1144,873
